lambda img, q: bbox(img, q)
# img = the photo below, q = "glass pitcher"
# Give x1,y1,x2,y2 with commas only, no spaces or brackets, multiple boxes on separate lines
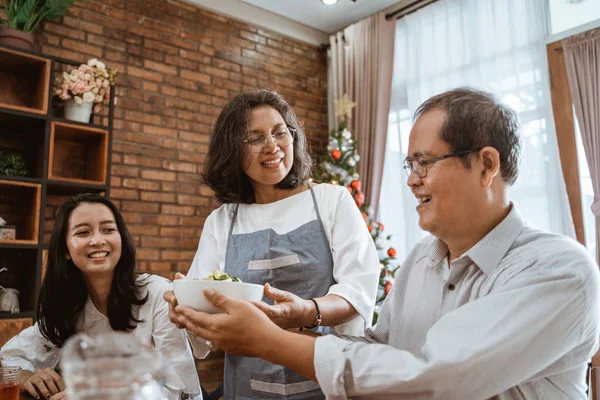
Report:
60,331,171,400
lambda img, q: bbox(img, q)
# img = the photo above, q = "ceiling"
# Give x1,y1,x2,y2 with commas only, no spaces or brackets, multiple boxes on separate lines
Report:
239,0,402,34
186,0,412,45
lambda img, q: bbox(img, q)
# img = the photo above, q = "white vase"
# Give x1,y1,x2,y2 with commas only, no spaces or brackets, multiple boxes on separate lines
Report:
64,99,93,123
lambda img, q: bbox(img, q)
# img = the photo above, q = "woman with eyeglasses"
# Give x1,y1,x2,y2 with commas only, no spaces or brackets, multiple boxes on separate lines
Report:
164,89,379,399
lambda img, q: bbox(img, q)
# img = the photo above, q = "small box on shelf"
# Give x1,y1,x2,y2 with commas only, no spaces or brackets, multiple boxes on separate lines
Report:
0,225,16,240
49,121,108,185
0,179,41,245
0,46,50,115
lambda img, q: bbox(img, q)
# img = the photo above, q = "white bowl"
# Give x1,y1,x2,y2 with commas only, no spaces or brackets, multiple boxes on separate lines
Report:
173,279,264,314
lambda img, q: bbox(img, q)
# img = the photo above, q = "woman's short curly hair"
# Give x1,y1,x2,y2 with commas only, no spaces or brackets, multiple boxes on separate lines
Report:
202,89,313,203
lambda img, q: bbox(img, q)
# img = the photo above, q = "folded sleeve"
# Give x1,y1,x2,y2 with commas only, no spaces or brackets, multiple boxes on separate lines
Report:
185,211,220,359
188,211,221,280
0,324,60,372
149,276,202,397
325,187,380,333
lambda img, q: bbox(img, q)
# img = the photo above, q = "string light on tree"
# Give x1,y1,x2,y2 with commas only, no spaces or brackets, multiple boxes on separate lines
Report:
313,95,400,323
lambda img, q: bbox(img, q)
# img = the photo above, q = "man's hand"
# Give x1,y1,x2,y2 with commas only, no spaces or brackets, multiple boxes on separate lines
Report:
175,288,280,358
253,283,314,329
163,272,187,329
20,368,65,399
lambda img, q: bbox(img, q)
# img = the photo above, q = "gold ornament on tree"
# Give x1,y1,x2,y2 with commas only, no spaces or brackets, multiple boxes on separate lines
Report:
334,93,356,121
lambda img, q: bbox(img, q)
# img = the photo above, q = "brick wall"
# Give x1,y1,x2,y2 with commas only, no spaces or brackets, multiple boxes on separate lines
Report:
37,0,328,392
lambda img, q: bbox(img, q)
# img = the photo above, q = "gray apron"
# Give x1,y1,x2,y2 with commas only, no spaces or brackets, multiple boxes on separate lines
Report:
224,184,334,400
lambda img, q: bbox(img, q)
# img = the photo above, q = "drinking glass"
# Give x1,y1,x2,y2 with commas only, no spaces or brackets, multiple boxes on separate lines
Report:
61,332,169,400
0,366,21,400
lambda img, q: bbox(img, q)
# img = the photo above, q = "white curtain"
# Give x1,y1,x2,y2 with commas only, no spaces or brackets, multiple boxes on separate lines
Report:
380,0,576,260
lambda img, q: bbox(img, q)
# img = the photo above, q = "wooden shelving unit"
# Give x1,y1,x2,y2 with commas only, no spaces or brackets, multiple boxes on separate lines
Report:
0,44,114,344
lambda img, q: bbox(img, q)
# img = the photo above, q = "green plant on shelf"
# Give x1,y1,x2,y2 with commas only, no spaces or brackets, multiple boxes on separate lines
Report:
0,151,28,176
0,0,82,33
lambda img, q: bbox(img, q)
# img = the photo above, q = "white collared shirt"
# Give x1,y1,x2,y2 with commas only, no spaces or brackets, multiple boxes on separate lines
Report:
314,206,600,399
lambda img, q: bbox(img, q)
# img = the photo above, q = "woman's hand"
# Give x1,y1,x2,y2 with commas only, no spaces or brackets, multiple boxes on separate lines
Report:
20,368,65,399
163,272,187,329
50,390,67,400
175,288,279,358
252,283,315,329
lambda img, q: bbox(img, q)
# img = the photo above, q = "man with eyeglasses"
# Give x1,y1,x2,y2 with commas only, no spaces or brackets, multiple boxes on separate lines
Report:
174,88,599,399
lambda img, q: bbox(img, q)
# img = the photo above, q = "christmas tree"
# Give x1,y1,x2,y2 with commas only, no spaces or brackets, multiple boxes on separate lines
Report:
313,94,400,323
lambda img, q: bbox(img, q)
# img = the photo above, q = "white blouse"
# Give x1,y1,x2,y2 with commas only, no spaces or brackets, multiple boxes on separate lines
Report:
0,274,201,399
187,184,381,358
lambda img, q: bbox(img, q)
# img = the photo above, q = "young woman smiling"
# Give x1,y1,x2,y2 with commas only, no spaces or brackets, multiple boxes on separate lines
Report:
0,193,201,400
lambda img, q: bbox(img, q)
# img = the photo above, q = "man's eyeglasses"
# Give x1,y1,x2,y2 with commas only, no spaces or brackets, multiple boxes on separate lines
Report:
403,149,480,178
243,127,296,152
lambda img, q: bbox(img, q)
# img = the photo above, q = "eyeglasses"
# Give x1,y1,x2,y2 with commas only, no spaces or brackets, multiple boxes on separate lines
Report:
243,127,296,152
403,149,480,178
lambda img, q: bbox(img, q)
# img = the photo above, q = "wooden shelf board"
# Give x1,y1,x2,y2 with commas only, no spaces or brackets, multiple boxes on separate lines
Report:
0,176,43,185
0,242,38,249
0,179,42,189
0,239,38,245
51,120,109,135
0,311,35,320
0,105,47,120
50,116,108,131
0,102,47,115
48,177,106,186
47,179,107,196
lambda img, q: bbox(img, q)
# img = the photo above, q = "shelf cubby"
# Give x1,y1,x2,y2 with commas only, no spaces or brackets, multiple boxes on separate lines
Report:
49,121,108,185
0,111,47,179
0,180,41,245
0,248,39,315
0,46,50,115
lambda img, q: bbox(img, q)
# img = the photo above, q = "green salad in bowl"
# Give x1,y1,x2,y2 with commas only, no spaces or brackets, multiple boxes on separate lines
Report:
196,270,242,282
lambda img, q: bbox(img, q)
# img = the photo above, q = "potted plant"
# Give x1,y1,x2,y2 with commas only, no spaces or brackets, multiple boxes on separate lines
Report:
0,150,28,176
53,58,116,123
0,0,81,49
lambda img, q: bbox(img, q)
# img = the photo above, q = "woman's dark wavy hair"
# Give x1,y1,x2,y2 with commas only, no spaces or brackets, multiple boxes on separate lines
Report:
202,89,313,203
37,193,148,347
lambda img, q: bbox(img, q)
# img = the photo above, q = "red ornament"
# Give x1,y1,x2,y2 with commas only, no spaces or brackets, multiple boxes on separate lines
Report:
387,247,396,258
377,222,384,231
367,225,373,232
361,211,368,221
384,281,393,295
354,190,364,207
331,150,342,160
350,179,361,190
347,186,352,193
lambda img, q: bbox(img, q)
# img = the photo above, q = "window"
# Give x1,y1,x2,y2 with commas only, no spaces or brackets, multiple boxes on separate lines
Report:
380,0,576,261
549,0,600,35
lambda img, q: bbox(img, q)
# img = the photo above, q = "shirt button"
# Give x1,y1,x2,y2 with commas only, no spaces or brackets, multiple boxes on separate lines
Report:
448,283,456,291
